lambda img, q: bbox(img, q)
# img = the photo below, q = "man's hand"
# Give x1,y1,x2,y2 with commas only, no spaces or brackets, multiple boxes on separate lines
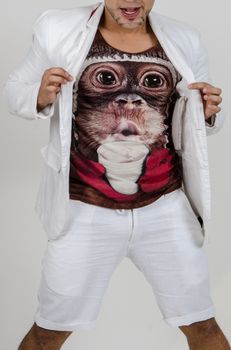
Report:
37,67,74,112
188,82,222,120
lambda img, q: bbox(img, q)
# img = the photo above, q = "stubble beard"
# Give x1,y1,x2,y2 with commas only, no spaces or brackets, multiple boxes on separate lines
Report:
106,7,149,29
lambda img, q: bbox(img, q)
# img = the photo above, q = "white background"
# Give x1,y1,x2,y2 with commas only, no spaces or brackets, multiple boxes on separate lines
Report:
0,1,230,349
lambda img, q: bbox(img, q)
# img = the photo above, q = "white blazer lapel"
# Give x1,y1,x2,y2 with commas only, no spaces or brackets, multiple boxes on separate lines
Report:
59,2,105,166
148,11,195,84
67,2,105,76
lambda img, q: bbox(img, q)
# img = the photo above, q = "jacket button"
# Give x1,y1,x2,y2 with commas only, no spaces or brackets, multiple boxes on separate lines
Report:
116,209,126,214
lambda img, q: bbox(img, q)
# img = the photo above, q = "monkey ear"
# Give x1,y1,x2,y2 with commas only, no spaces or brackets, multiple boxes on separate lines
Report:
173,90,181,100
169,90,180,105
165,90,181,120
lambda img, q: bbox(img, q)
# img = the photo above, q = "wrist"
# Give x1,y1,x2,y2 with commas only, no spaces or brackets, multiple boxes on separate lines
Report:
37,97,47,113
206,114,216,127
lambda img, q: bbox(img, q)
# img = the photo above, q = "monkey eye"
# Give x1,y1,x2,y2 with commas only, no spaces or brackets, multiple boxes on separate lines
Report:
97,70,117,85
143,74,164,88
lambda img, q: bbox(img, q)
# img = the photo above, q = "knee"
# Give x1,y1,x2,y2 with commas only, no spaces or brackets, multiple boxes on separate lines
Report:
179,317,220,339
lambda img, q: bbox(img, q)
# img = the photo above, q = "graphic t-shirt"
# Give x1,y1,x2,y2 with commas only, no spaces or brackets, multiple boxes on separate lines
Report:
69,29,183,209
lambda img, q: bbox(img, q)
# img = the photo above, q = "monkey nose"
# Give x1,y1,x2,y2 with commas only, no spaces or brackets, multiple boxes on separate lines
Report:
115,94,143,107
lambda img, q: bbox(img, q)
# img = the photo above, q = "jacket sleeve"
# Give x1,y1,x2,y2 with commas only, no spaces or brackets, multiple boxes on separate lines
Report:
3,10,55,120
192,31,225,136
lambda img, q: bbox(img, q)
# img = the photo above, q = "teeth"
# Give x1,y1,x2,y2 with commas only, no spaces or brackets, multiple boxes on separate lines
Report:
122,7,139,13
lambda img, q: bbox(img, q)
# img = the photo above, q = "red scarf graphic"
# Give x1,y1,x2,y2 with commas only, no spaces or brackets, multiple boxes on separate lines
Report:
71,147,173,202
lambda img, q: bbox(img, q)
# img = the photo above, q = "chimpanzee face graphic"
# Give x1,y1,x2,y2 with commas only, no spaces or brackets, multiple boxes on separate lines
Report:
73,60,177,159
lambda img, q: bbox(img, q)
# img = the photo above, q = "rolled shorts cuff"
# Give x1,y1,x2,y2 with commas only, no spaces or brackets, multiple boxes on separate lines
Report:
34,315,97,332
164,306,216,327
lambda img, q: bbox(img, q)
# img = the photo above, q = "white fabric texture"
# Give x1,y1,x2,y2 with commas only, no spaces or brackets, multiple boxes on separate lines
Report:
34,188,215,331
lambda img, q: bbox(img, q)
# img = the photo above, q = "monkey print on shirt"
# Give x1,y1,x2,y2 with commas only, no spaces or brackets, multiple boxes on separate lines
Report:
69,29,183,209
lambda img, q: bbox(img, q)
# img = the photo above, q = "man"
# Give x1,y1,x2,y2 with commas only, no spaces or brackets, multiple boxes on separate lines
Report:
4,0,229,349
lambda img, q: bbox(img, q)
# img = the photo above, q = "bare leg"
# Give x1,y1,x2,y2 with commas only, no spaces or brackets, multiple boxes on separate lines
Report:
18,323,72,350
179,317,230,350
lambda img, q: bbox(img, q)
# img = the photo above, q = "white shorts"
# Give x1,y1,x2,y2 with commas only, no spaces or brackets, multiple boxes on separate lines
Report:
34,188,215,331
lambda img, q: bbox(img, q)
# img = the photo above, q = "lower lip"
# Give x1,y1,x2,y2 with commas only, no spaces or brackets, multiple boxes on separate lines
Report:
120,8,141,20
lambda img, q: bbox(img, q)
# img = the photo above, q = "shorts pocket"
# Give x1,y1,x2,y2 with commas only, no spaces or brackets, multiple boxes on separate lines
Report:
67,199,97,226
47,200,97,241
178,189,205,246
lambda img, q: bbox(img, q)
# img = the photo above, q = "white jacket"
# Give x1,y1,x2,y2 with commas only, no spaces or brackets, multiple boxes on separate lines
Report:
4,1,225,240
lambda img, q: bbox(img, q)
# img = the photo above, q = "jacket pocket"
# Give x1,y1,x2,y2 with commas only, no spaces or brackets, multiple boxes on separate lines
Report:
40,144,61,173
171,95,188,151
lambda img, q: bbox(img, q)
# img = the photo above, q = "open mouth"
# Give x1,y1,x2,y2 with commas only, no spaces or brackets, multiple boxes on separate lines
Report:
114,121,141,137
120,7,141,20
